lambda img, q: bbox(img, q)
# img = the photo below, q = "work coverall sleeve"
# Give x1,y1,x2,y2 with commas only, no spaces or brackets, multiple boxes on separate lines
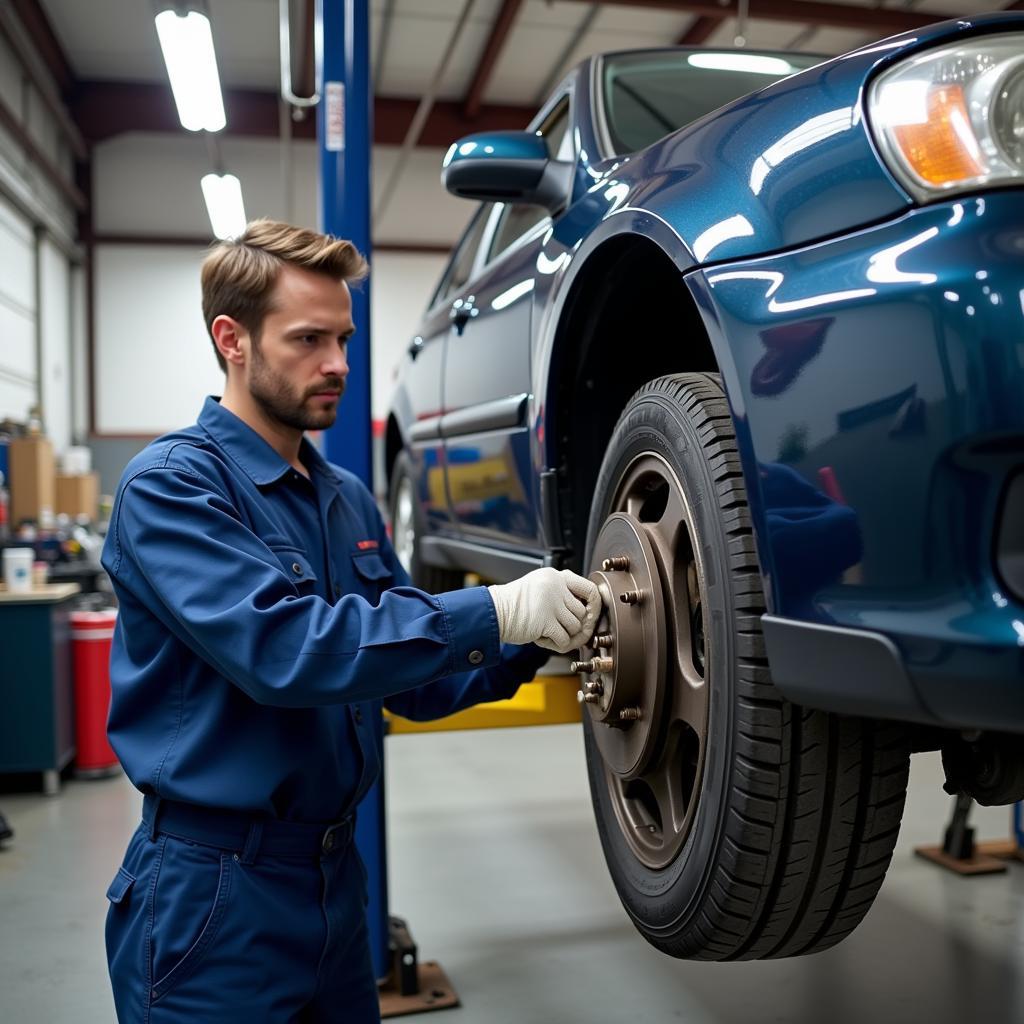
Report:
371,511,550,721
108,463,505,708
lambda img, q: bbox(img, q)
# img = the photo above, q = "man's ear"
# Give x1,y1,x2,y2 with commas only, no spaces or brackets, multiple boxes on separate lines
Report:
211,315,248,369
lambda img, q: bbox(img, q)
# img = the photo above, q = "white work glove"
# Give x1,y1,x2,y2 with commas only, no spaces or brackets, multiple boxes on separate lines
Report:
488,567,601,653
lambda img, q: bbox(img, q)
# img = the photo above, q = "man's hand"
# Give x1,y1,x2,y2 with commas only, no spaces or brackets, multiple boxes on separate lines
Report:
488,567,602,653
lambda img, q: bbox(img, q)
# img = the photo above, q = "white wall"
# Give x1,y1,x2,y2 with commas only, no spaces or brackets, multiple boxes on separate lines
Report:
94,244,222,434
369,251,447,422
91,132,463,433
93,242,447,433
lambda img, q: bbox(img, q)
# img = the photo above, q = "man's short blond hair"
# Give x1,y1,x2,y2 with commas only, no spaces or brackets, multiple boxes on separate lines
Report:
201,218,369,371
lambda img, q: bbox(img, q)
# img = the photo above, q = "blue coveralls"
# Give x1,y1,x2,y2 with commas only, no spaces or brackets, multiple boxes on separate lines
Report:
101,397,547,1023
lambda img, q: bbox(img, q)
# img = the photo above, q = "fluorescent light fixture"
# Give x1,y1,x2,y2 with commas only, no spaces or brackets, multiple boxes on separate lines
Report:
155,9,226,132
688,53,794,76
201,173,246,239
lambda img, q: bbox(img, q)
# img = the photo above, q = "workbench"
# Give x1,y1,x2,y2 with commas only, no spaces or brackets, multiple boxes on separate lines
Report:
0,583,81,794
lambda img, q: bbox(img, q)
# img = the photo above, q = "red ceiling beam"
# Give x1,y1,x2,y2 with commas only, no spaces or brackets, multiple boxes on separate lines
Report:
463,0,524,120
71,82,534,148
570,0,946,33
677,15,723,45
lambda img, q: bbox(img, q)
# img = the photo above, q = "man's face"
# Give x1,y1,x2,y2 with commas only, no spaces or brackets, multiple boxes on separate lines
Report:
246,264,355,432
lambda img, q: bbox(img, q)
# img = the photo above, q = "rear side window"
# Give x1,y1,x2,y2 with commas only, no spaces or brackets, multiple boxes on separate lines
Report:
434,205,491,304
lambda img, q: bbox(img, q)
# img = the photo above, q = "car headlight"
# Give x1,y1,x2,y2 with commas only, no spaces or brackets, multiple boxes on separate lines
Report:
868,33,1024,202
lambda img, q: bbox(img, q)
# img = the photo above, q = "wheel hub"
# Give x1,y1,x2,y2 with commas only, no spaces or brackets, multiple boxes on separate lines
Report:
575,513,667,780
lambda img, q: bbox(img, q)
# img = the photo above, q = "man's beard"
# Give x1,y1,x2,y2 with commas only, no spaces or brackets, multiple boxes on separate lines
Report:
249,343,345,432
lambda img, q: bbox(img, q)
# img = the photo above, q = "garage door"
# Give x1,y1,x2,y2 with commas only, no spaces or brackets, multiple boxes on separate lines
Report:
0,192,36,426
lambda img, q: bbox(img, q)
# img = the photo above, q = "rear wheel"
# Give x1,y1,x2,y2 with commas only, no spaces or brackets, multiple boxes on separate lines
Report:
389,451,464,592
578,373,910,960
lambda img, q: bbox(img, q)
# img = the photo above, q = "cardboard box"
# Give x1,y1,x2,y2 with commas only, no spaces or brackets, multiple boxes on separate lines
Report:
56,472,99,520
9,435,56,525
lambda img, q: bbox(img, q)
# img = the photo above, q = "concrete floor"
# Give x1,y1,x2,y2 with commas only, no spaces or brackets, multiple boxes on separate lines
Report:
1,725,1022,1023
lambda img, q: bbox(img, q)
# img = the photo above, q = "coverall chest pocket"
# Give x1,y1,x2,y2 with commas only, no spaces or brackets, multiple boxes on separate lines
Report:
270,546,319,597
349,550,393,604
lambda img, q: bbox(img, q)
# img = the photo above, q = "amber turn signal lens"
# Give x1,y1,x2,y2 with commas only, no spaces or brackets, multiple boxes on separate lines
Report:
891,85,987,186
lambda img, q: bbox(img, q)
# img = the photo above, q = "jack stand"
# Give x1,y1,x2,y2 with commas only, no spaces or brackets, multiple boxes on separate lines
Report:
378,915,459,1018
914,791,1011,875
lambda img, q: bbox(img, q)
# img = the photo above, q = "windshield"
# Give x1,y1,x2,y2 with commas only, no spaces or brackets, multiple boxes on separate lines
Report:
602,50,822,155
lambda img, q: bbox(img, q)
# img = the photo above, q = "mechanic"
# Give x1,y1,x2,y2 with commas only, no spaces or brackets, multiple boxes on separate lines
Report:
100,218,601,1023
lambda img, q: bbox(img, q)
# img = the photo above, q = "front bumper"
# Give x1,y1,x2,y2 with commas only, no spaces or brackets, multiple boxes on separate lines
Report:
696,191,1024,732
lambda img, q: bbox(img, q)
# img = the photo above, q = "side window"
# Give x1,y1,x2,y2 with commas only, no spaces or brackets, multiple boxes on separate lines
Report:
488,204,549,262
542,98,572,161
486,96,572,264
435,205,491,304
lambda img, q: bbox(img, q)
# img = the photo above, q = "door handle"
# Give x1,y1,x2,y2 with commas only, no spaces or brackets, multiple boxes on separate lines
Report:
449,296,479,334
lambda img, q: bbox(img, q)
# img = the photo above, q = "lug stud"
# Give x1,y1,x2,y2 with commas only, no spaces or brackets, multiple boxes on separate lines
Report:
594,634,614,648
577,691,601,704
602,556,630,572
619,707,642,721
584,679,604,696
620,590,644,606
570,659,594,674
591,656,614,673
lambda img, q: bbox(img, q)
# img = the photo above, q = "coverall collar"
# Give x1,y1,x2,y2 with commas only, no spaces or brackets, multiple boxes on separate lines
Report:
198,395,344,493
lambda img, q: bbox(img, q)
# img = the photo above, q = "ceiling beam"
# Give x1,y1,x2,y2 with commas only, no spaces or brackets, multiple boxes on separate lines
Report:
71,82,535,148
569,0,946,33
677,14,723,44
11,0,74,96
2,1,86,157
463,0,524,120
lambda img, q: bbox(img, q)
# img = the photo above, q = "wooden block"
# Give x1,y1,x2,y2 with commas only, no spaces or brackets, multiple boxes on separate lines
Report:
914,844,1008,875
379,961,460,1018
975,838,1024,863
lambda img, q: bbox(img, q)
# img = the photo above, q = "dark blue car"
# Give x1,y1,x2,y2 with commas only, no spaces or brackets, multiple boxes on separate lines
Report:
386,12,1024,961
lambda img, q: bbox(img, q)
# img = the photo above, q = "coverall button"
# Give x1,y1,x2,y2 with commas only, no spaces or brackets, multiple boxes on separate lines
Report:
292,562,303,576
354,707,363,723
322,831,335,853
468,649,484,665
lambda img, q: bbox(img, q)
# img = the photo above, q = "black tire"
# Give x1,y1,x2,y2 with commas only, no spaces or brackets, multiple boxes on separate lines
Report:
582,373,910,960
388,451,464,593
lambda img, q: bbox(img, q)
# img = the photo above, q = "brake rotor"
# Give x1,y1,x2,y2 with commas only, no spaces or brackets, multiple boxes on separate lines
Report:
574,513,667,780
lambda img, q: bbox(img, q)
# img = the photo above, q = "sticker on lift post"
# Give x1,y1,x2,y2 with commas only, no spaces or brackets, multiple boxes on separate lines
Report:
325,82,344,152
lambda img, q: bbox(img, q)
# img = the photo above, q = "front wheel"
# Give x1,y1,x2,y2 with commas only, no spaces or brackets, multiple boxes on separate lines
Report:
579,373,910,960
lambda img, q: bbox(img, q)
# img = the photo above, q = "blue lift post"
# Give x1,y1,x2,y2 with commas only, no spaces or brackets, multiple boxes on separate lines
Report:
316,2,459,1014
316,0,386,979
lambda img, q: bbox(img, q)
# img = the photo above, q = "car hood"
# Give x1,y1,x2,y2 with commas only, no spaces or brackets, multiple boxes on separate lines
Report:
585,11,1024,266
